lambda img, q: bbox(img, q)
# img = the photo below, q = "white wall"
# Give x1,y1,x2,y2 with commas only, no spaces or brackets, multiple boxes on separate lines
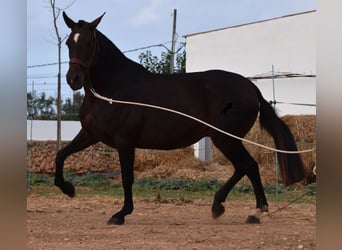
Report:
27,120,81,141
253,77,316,116
185,11,316,116
185,11,316,161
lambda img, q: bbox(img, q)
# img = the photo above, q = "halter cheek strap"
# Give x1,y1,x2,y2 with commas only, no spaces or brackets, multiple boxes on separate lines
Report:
69,57,89,68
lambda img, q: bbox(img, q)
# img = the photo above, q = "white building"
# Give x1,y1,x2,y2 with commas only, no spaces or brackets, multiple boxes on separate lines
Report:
184,11,316,160
185,10,316,116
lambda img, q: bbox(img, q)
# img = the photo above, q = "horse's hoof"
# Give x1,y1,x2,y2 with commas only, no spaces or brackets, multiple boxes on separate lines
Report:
61,181,75,198
260,205,269,213
107,216,125,225
245,214,260,224
212,202,225,219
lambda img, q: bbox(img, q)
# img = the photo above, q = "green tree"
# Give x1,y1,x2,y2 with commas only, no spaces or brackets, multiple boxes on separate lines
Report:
27,91,39,119
61,91,84,120
176,49,186,73
27,91,56,120
27,91,84,121
139,48,186,74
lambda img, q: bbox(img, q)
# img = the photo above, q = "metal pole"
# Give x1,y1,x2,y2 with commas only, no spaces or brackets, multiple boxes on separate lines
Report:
272,65,279,208
169,9,177,74
57,61,62,150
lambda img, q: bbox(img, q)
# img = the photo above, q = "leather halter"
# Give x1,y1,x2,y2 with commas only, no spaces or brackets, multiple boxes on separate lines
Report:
68,31,98,69
68,31,98,89
69,57,89,68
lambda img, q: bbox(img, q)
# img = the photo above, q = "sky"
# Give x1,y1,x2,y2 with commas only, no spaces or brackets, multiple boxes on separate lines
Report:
27,0,316,100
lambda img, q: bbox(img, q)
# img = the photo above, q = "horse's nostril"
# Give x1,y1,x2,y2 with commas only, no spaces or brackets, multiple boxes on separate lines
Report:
73,75,80,83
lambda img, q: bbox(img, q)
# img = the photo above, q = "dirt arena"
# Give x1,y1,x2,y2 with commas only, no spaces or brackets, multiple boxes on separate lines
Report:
27,192,315,249
27,115,316,249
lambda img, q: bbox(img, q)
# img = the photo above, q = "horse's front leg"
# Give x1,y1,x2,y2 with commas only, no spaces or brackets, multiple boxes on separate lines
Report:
55,128,97,197
108,147,135,225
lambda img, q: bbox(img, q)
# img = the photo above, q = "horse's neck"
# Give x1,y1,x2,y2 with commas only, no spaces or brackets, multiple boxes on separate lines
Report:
97,33,145,73
88,32,149,94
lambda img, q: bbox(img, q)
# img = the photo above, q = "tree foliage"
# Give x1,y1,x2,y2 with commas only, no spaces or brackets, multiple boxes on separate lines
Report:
27,91,84,120
139,49,186,74
27,91,56,120
176,49,186,73
61,91,84,120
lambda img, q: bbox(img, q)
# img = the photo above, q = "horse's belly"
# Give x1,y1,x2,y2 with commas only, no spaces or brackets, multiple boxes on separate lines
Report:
137,135,204,150
136,122,207,150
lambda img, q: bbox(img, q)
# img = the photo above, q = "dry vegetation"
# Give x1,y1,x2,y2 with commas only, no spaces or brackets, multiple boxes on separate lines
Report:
27,115,316,185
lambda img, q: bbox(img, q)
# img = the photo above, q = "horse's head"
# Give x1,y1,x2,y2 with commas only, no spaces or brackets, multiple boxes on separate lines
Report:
63,12,105,90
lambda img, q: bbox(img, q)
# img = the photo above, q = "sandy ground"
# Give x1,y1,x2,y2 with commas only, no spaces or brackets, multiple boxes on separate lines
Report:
27,192,315,249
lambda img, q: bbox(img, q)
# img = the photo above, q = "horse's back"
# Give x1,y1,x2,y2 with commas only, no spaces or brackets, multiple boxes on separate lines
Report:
161,70,260,121
147,70,258,104
131,70,260,148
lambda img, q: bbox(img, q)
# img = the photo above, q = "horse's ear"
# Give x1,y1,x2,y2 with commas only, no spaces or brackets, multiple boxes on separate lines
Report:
63,11,75,29
90,12,106,29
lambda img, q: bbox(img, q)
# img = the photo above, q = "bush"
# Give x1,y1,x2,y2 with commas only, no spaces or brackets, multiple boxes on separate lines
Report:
135,177,223,192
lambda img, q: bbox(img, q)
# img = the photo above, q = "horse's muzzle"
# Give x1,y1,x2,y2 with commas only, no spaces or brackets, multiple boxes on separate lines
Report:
66,70,84,90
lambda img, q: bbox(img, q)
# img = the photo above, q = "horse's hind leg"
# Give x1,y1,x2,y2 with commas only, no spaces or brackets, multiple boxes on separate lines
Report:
210,136,269,220
212,168,244,218
55,128,97,197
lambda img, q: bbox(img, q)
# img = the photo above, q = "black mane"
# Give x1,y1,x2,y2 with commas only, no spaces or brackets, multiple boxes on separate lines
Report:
95,29,148,73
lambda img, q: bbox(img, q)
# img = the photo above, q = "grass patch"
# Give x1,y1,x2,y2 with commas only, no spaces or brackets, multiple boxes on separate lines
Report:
135,177,222,192
27,172,316,204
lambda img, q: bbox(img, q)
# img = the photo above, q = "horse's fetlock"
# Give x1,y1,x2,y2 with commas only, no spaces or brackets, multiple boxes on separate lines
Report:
54,177,63,187
214,191,226,203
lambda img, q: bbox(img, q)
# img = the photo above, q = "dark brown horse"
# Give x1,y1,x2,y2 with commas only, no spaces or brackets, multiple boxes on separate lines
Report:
55,12,305,225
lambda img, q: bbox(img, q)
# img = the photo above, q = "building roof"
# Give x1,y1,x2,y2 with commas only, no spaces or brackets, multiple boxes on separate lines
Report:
184,10,316,38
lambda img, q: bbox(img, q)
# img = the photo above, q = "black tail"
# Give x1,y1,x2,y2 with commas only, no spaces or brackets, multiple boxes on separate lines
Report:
254,86,306,185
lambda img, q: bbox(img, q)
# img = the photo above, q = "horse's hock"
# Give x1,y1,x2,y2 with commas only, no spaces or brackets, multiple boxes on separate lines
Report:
27,115,316,185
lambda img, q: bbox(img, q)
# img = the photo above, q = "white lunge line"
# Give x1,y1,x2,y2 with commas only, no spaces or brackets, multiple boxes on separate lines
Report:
90,88,315,154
